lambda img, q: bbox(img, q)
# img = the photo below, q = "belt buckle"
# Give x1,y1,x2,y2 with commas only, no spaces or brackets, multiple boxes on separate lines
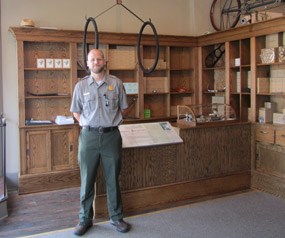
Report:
98,127,104,133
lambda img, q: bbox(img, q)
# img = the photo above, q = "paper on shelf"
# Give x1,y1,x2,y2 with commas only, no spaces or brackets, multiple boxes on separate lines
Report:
55,116,74,125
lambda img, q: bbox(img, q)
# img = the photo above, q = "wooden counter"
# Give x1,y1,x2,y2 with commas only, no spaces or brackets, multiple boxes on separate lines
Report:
94,122,251,218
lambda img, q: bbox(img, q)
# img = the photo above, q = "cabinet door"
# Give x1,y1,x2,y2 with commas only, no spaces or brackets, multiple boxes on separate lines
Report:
26,130,51,174
51,128,77,171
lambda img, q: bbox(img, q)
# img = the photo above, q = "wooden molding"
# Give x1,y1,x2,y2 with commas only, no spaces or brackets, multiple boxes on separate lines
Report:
94,171,251,218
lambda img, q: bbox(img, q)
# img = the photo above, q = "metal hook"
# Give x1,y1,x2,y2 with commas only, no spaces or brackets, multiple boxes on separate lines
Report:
89,0,146,23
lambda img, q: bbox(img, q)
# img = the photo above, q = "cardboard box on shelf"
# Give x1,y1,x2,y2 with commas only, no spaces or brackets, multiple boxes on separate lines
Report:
270,78,283,93
273,113,285,125
212,96,225,104
260,48,278,64
257,77,269,93
259,107,272,123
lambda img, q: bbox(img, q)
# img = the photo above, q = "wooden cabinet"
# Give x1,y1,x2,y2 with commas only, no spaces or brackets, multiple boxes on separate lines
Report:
19,125,79,194
253,123,285,198
10,27,197,193
21,126,78,174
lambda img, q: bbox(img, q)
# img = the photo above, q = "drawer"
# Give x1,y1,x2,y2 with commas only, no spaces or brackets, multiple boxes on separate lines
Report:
275,129,285,146
255,126,274,144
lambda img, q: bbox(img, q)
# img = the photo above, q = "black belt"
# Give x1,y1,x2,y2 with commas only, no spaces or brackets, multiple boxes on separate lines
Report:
82,126,118,133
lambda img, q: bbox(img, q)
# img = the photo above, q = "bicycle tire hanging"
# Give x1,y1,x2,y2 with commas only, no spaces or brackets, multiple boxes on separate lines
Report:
137,21,159,74
83,17,99,73
82,0,159,74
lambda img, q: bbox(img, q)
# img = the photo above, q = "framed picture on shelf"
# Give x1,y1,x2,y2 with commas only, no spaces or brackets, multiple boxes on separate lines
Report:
36,58,45,68
54,59,62,68
46,58,54,68
62,59,70,68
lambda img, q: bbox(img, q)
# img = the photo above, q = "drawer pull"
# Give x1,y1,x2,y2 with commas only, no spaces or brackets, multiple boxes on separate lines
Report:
259,130,269,134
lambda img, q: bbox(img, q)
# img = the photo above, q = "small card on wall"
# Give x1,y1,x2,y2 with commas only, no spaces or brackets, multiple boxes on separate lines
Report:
46,58,54,68
62,59,70,68
54,59,62,68
37,58,45,68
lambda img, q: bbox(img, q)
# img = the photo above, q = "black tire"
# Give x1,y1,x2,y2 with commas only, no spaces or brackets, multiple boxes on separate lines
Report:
137,21,159,74
83,17,99,73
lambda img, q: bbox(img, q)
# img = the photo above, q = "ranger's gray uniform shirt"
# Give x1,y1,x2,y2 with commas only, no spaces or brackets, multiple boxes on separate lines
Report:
70,74,128,127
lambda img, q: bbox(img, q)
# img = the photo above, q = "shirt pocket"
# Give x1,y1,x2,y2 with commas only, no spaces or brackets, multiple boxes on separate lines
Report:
107,92,119,111
83,94,97,114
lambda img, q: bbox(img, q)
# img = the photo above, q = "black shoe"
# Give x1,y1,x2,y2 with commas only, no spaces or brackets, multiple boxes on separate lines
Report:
74,221,93,236
110,219,130,233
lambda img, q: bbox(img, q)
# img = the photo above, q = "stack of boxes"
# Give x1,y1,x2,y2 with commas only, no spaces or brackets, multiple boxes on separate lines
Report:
258,102,276,123
258,102,285,125
256,34,285,125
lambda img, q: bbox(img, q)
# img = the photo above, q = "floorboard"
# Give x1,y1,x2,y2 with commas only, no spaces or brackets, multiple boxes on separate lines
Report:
0,187,81,238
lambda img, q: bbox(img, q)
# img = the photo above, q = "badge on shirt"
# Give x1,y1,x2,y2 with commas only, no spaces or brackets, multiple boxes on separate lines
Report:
108,85,114,91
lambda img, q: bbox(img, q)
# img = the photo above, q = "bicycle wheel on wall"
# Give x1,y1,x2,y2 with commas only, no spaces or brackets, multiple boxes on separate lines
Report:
210,0,242,31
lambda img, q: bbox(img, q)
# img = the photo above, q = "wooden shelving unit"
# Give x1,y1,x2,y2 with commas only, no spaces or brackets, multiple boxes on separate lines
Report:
10,17,285,195
198,17,285,198
9,27,198,193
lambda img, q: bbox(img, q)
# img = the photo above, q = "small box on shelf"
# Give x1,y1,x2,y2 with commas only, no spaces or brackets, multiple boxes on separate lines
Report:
260,48,278,64
270,78,284,93
212,96,225,104
258,107,272,123
278,46,285,62
257,77,269,93
108,47,135,69
273,113,285,125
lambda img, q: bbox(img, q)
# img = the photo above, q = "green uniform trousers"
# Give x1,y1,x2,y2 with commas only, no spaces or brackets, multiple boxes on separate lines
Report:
78,128,123,223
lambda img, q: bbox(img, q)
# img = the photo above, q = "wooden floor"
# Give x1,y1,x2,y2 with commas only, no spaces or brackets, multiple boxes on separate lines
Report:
0,187,82,238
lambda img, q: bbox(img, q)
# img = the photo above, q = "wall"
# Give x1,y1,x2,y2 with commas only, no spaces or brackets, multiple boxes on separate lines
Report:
0,0,214,190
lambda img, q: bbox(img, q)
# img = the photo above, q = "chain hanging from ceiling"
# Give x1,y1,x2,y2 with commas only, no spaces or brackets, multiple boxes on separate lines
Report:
83,0,159,74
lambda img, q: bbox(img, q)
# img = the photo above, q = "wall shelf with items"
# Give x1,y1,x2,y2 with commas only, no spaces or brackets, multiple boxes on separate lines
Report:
253,32,285,124
200,43,226,108
228,38,251,121
107,45,139,119
169,46,195,117
142,45,170,119
21,42,74,127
